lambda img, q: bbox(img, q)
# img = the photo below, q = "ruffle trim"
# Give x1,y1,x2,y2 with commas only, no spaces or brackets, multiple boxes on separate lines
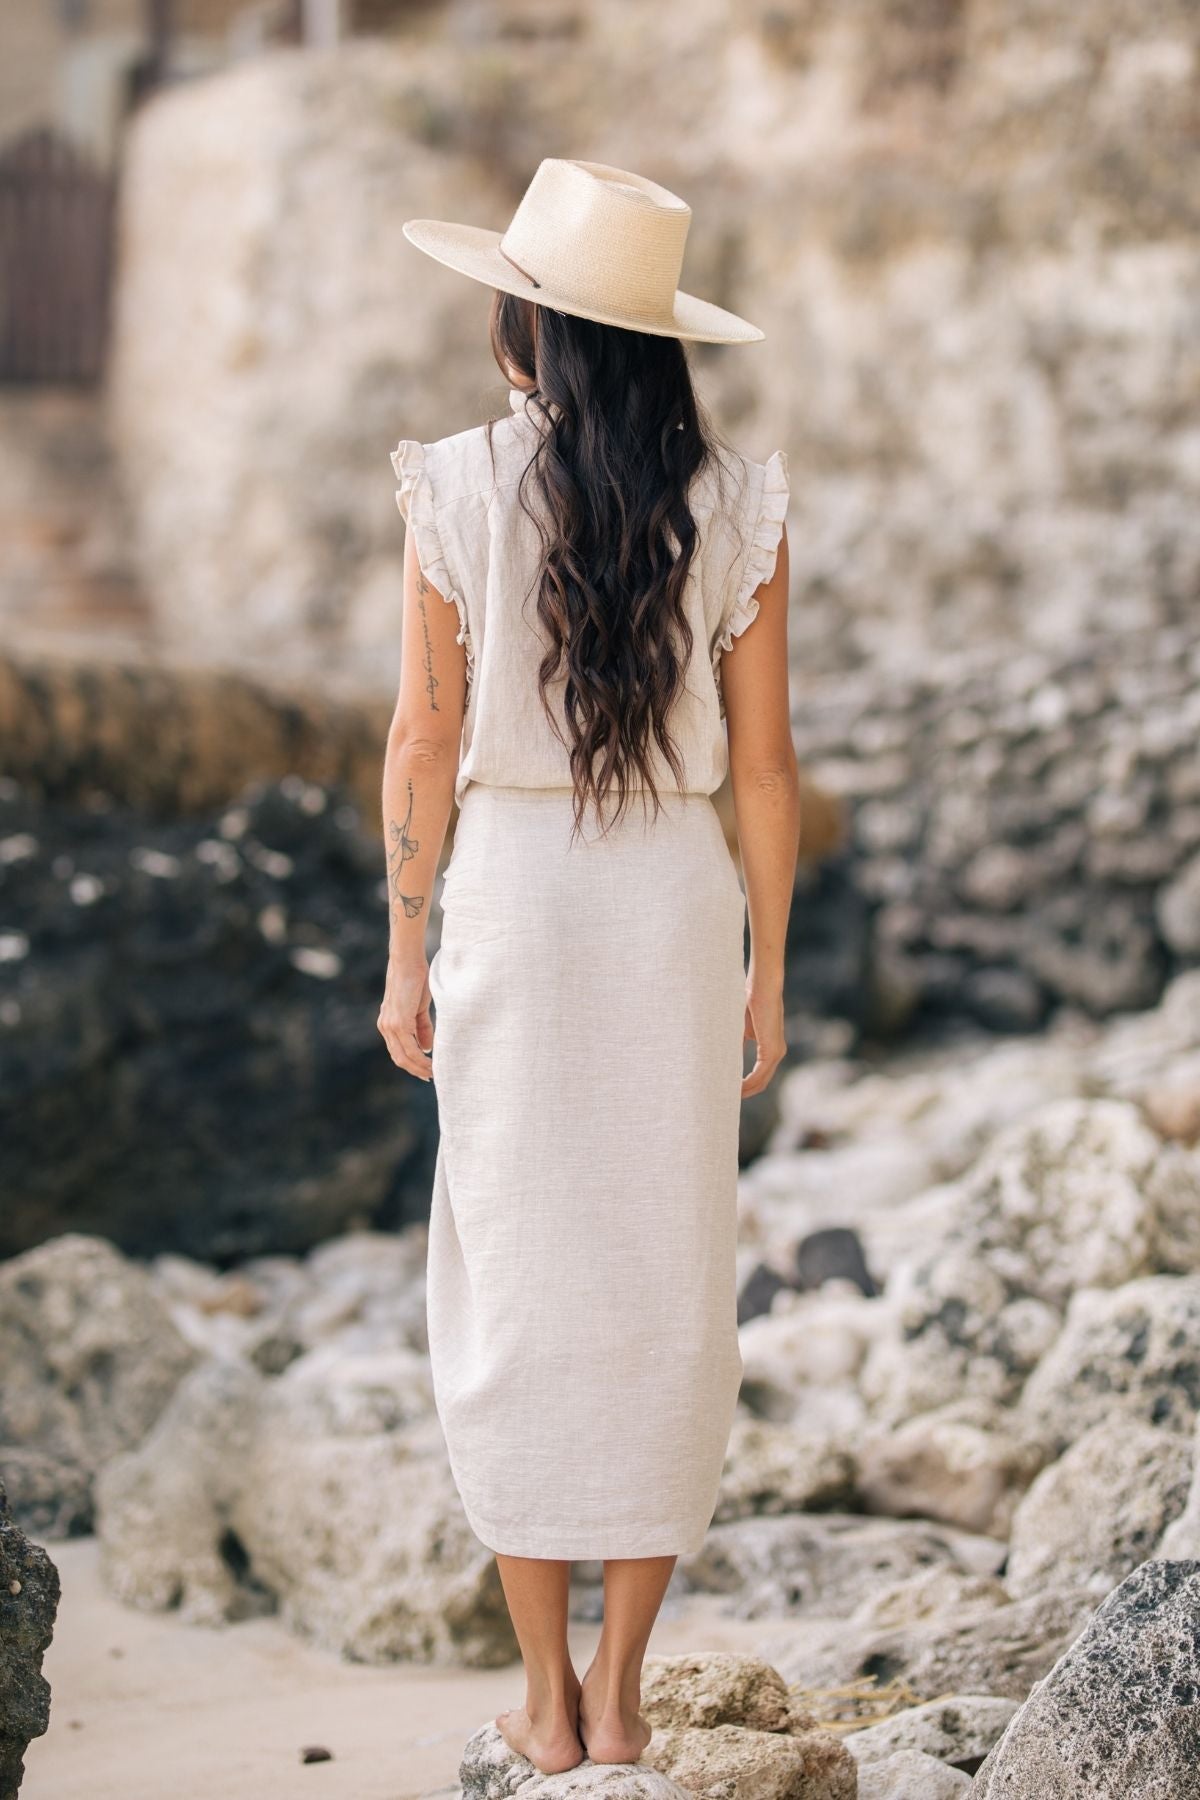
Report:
390,438,475,700
712,448,790,718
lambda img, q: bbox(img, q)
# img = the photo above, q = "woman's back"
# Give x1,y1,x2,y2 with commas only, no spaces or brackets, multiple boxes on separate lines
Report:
391,385,789,810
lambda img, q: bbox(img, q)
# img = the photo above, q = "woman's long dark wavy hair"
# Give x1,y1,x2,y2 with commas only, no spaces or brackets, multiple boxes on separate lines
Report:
486,290,744,841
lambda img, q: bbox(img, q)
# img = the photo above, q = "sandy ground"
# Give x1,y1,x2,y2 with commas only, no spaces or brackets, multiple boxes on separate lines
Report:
23,1538,785,1800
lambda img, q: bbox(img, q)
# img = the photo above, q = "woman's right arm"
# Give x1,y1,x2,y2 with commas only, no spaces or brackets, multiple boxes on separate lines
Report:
720,521,801,1098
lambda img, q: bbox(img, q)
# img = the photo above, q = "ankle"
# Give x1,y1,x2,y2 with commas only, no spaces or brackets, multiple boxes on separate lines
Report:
525,1684,578,1728
581,1670,641,1720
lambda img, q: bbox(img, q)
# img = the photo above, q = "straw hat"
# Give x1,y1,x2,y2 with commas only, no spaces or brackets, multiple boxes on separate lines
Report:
402,158,766,346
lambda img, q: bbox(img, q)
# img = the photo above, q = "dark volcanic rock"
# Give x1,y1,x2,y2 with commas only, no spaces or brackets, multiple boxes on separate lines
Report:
0,1474,60,1800
974,1560,1200,1797
0,774,438,1262
795,1227,878,1297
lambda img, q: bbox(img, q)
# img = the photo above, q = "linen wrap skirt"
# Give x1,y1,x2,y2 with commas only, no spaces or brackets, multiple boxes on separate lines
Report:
426,781,747,1559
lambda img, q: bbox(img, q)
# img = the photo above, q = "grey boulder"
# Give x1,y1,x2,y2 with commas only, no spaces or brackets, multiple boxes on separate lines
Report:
974,1559,1200,1796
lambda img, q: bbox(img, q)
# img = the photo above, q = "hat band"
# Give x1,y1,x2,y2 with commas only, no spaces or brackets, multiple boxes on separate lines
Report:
498,242,542,289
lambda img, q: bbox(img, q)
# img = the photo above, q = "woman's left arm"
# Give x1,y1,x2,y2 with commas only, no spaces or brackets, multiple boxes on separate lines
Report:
377,524,467,1082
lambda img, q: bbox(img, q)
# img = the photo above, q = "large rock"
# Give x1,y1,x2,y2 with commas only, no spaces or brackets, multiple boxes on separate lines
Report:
856,1750,970,1798
676,1511,1005,1620
0,776,439,1262
0,1475,60,1800
974,1560,1200,1796
1005,1418,1193,1598
642,1721,856,1799
459,1724,690,1799
113,41,591,698
736,1288,887,1424
1017,1274,1200,1455
845,1693,1018,1772
768,1584,1097,1706
855,1398,1045,1537
862,1100,1200,1424
714,1417,857,1521
149,1228,431,1369
0,1234,199,1535
640,1652,811,1735
94,1352,513,1667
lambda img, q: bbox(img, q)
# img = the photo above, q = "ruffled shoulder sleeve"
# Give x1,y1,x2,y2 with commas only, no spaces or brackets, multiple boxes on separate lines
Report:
711,448,790,717
390,438,475,699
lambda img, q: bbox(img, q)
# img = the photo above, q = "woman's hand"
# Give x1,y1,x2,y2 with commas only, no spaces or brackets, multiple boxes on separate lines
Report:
741,977,786,1098
378,955,435,1083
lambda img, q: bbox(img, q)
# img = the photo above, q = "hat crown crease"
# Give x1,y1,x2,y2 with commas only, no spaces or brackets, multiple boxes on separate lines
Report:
500,158,691,324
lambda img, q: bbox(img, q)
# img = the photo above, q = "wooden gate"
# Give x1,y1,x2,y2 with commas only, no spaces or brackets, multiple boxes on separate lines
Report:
0,127,116,385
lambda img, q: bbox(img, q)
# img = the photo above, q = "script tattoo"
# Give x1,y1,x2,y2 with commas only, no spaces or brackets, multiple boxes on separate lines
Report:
416,584,440,712
387,781,424,920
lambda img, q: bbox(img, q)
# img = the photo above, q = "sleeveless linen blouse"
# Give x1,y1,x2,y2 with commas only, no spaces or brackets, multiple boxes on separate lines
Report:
391,387,789,808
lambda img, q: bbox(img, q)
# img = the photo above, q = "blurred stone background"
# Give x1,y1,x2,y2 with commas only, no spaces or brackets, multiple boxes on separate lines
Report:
4,7,1200,1797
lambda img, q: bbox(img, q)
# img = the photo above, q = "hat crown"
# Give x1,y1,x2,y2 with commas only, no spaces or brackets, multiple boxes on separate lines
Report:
500,160,692,327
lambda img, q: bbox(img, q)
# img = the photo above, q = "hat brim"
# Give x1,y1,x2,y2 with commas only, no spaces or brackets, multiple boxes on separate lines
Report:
402,219,766,345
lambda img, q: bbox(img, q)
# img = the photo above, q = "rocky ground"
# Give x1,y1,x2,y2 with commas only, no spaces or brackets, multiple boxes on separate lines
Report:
5,965,1200,1794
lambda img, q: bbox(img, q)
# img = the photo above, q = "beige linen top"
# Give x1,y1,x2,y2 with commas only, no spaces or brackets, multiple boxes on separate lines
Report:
391,387,789,808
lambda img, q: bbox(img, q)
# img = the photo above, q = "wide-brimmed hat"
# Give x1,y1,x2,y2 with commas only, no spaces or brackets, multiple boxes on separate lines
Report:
402,158,766,346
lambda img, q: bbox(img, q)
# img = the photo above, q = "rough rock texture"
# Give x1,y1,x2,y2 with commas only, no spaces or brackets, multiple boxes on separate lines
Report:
849,1568,1011,1633
1017,1274,1200,1455
460,1651,857,1798
93,1352,514,1666
856,1750,971,1798
642,1720,856,1799
0,773,439,1262
0,1234,199,1535
639,1652,811,1735
0,1474,60,1800
459,1725,691,1800
1160,1414,1200,1559
784,625,1200,1039
1005,1419,1193,1598
676,1512,1005,1620
768,1584,1097,1705
845,1693,1018,1771
974,1560,1200,1797
855,1399,1045,1537
713,1418,857,1521
862,1099,1200,1424
747,971,1200,1286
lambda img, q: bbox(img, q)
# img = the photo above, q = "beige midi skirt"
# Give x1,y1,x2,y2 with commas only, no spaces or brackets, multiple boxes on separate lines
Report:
426,781,747,1560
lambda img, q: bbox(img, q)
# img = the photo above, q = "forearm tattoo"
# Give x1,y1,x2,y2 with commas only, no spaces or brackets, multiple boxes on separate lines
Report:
387,781,424,921
416,580,440,712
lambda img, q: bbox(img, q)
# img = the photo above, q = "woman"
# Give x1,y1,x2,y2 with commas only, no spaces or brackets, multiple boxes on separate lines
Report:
378,159,799,1775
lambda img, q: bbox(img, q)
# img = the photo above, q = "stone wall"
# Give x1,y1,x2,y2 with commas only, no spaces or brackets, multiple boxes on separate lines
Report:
107,2,1200,692
784,617,1200,1042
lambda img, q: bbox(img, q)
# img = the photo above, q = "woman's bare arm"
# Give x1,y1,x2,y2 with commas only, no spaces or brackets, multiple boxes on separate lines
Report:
720,522,801,1097
377,524,467,1083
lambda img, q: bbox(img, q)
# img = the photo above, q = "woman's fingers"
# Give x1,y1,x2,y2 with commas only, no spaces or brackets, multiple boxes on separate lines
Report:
378,1009,435,1082
741,991,785,1097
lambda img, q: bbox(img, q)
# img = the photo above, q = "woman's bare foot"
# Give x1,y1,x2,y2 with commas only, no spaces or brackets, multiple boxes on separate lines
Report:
578,1666,653,1764
496,1667,584,1774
